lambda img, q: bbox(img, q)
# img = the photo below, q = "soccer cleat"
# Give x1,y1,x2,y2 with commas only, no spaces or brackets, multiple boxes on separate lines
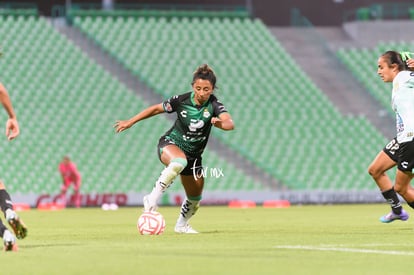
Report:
380,209,409,223
143,195,158,212
3,230,17,251
174,223,199,234
6,209,28,239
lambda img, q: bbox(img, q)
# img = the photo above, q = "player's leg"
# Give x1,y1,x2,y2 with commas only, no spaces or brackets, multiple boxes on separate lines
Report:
73,181,81,208
0,181,27,239
368,139,407,222
174,176,203,234
144,138,187,211
394,170,414,195
393,140,414,215
0,219,17,251
59,180,70,206
394,170,414,208
368,150,396,191
175,156,203,234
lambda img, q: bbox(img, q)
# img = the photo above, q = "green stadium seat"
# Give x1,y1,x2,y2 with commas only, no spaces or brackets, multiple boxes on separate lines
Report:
64,11,390,192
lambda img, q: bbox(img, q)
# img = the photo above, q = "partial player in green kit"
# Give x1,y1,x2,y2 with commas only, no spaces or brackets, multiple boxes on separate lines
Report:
114,64,234,233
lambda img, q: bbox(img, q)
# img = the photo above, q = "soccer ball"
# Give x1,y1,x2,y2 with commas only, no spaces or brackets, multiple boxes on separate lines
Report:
137,211,166,235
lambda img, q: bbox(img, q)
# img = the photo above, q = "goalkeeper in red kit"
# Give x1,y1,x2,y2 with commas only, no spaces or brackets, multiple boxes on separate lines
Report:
59,156,82,208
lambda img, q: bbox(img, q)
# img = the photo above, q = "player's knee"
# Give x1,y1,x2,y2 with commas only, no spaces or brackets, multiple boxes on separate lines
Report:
170,158,187,174
367,164,381,179
159,158,188,186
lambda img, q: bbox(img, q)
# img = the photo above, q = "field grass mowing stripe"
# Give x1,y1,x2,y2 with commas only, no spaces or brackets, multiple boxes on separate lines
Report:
274,245,414,256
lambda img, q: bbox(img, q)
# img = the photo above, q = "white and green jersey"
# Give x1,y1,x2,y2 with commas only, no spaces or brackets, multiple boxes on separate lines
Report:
162,92,228,156
392,71,414,143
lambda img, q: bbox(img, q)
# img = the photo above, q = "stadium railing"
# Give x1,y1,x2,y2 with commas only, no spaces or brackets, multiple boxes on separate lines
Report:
0,2,37,17
343,3,414,22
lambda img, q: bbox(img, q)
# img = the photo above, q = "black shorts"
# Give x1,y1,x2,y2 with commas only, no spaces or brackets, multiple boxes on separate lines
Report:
397,139,414,172
383,137,399,163
157,136,203,176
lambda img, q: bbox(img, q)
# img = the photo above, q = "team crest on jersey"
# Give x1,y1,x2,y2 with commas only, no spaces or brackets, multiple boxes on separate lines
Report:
203,108,211,118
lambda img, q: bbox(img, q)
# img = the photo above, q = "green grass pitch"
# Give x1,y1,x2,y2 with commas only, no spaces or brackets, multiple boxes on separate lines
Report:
2,204,414,275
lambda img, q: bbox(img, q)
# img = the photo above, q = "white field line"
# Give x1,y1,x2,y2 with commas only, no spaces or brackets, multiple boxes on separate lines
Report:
274,245,414,256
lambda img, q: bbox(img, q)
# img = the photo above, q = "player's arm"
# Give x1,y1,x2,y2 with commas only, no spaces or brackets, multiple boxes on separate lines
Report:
0,82,19,140
72,164,81,181
114,103,165,133
211,112,235,131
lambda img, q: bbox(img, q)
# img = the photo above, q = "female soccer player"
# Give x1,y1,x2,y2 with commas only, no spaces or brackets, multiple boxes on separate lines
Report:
0,81,28,251
58,155,82,208
114,64,234,233
375,51,414,216
368,55,414,223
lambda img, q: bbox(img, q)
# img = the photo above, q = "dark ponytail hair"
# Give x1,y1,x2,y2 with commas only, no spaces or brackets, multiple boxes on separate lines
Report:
381,51,412,71
191,64,217,89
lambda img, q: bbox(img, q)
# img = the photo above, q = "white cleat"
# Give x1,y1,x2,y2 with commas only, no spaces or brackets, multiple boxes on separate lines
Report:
3,229,17,251
174,223,199,234
143,195,158,212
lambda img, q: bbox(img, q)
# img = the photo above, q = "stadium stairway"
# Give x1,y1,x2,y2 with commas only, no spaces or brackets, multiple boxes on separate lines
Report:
270,27,395,139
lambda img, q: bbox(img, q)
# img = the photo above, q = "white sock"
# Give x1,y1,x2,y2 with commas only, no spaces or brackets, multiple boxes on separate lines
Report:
147,159,187,205
176,197,201,226
5,208,14,218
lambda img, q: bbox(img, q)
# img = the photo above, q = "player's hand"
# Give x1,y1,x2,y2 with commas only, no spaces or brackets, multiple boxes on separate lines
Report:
113,120,132,133
407,58,414,69
6,118,19,140
211,117,222,127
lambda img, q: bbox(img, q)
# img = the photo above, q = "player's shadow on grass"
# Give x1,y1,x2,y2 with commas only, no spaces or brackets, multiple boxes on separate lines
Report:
20,243,81,249
199,230,220,234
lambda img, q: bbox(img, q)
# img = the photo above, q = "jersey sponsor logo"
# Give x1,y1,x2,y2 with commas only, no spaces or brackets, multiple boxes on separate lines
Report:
180,110,187,117
189,119,205,132
182,134,206,142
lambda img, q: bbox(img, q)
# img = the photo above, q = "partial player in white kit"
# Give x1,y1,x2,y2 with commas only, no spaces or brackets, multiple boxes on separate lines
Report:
376,51,414,216
368,55,414,223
